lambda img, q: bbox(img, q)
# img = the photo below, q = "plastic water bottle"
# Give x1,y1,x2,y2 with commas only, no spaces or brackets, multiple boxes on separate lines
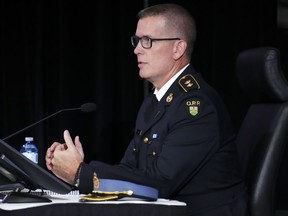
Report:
20,137,38,164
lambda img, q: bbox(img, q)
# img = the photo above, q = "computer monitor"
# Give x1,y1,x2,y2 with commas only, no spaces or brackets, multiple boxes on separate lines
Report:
0,138,72,199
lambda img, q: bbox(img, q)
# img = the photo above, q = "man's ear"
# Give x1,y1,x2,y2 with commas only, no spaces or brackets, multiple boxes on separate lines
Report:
173,40,187,60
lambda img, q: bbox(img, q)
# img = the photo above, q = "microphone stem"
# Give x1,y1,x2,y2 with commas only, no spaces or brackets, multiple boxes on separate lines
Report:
3,108,80,141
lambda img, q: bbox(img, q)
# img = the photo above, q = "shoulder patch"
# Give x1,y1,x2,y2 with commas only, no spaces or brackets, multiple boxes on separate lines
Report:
178,74,200,92
186,100,201,116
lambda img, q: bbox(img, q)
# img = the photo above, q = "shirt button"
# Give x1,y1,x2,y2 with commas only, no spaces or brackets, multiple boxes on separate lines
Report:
143,137,149,144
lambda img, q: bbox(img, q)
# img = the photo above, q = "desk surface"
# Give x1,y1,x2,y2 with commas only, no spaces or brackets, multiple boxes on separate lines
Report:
0,194,187,216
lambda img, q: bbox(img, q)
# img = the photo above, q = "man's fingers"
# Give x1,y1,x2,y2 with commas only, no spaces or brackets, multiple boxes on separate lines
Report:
46,161,53,170
63,130,75,149
75,136,84,159
49,142,61,152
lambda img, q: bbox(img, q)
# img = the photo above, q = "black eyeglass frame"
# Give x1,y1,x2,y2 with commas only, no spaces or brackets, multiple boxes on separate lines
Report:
131,36,181,49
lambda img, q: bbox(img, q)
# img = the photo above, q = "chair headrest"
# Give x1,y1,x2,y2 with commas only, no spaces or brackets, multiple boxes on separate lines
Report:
236,47,288,103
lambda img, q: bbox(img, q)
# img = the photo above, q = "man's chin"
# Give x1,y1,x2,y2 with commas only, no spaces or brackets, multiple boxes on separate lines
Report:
139,70,149,79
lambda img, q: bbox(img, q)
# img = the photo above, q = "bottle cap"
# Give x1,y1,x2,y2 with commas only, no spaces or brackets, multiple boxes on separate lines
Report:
25,137,34,142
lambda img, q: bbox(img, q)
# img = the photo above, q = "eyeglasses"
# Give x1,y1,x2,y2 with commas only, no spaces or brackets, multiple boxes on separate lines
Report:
131,36,181,49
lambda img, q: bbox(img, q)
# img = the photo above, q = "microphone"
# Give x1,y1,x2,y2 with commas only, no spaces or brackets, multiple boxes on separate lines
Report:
2,102,97,141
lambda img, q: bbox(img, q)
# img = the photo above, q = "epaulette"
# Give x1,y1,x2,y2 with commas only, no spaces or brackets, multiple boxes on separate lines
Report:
178,74,200,92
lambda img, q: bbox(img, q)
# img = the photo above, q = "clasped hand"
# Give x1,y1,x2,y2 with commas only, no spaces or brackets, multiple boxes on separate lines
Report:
45,130,84,185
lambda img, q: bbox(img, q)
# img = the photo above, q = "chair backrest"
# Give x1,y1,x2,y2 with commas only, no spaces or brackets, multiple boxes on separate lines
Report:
235,47,288,216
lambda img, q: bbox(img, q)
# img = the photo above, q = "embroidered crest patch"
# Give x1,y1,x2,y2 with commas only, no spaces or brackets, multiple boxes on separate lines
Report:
189,106,198,116
186,100,200,116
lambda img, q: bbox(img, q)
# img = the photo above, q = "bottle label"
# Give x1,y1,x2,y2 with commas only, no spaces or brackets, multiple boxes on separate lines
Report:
22,152,38,164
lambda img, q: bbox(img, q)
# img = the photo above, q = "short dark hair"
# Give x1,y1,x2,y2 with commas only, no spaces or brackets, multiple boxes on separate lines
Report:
137,3,197,56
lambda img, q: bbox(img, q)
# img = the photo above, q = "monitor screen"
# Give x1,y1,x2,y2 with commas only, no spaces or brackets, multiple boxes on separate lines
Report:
0,139,72,194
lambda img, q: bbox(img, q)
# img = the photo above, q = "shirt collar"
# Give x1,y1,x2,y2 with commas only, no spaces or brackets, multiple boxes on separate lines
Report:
153,64,189,101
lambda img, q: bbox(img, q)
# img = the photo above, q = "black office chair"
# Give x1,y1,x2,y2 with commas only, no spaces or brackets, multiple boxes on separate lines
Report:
235,47,288,216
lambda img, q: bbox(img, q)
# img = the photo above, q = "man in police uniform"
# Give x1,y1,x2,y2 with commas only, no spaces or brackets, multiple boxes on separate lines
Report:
46,3,249,216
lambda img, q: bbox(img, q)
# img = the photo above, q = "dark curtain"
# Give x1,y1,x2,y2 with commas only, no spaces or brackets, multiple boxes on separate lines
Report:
1,0,288,208
0,1,145,166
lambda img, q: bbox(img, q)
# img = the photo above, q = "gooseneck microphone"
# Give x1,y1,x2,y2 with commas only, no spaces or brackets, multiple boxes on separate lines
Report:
2,102,97,141
79,102,97,113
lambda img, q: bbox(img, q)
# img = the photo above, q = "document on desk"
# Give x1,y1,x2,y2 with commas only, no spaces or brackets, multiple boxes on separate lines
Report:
0,192,186,211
